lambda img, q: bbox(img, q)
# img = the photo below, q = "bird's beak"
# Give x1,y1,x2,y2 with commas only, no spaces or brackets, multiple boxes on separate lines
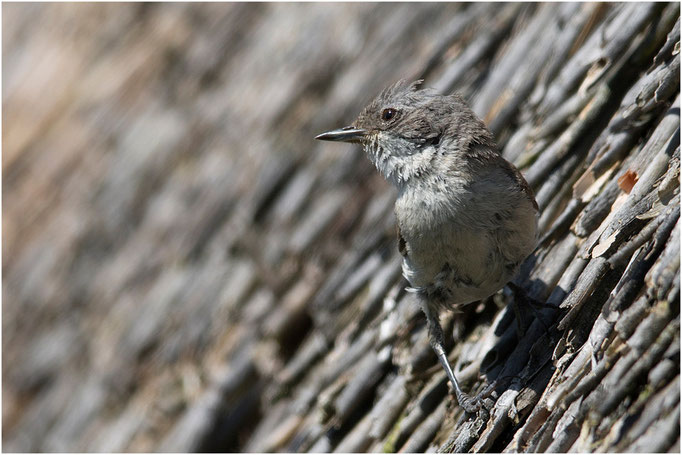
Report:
315,126,367,143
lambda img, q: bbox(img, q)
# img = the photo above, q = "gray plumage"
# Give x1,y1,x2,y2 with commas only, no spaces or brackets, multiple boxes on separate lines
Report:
316,80,539,413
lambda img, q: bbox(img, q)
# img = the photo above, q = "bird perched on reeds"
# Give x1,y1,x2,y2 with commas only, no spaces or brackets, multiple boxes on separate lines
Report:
316,80,538,413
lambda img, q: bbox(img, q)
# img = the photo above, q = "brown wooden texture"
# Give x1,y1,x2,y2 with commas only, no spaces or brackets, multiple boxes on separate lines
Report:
3,3,680,452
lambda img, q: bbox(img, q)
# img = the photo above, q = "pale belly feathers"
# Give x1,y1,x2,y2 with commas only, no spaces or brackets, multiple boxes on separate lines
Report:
395,176,538,308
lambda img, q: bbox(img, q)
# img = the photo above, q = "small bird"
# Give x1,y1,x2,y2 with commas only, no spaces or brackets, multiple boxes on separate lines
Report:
316,80,539,413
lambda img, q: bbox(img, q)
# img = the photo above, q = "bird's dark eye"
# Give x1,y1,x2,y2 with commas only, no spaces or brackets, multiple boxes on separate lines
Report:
381,108,397,121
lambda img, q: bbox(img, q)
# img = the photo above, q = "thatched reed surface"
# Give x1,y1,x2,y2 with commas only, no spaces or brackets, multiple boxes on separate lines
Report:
3,3,679,452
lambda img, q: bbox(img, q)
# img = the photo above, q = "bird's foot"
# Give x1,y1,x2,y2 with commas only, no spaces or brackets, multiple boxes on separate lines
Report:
458,394,483,413
450,381,496,417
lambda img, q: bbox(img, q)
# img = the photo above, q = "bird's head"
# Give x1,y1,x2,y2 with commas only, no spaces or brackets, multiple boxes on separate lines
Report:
316,80,493,187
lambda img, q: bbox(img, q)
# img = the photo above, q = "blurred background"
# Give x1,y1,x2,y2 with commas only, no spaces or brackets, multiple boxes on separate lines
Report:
3,3,680,452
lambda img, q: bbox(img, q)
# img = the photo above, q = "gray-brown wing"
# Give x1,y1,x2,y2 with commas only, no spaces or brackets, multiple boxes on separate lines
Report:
497,156,539,211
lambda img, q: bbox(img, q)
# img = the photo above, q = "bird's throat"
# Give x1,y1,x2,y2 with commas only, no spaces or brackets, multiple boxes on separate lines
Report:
364,134,435,188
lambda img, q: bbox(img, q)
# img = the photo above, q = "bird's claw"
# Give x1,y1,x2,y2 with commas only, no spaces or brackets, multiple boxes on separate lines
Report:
459,395,482,414
449,384,495,418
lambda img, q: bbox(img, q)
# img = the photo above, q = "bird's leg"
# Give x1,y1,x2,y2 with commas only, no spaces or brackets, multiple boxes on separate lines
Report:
421,302,486,414
507,282,556,334
510,298,529,339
